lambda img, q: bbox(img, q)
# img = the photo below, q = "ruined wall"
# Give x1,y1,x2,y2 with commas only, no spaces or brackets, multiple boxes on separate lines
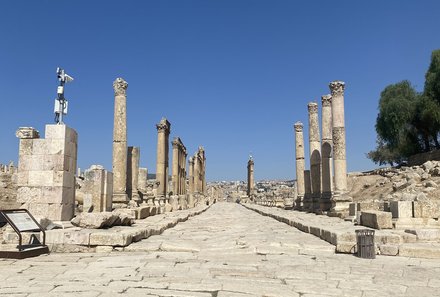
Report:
0,171,19,210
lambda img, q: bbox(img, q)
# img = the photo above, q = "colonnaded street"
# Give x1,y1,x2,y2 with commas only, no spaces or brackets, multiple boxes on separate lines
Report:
1,202,440,297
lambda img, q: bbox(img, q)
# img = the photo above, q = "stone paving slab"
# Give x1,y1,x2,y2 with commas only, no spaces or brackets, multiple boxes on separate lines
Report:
243,203,440,258
1,202,440,296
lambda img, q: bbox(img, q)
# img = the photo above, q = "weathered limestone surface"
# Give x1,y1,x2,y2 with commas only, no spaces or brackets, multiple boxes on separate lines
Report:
308,102,321,212
80,165,113,212
360,210,393,229
112,78,129,205
2,203,440,296
321,94,333,211
329,81,352,216
390,201,413,218
16,124,77,221
294,122,305,210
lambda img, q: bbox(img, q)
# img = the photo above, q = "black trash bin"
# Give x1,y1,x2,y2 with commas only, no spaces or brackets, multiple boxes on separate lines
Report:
355,229,375,259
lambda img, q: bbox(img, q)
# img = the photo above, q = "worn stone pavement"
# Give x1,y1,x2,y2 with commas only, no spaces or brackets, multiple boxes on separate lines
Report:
1,202,440,297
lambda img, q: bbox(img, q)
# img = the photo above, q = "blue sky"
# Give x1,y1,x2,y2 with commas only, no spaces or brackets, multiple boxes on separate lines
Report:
1,1,439,181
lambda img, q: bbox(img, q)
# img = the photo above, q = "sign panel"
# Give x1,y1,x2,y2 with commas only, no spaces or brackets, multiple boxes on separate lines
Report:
4,212,40,232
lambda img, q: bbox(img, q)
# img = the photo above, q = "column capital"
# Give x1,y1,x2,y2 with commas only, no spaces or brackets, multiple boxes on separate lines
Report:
307,102,318,113
329,81,345,97
321,94,332,106
294,122,303,132
113,78,128,96
156,117,171,133
16,127,40,139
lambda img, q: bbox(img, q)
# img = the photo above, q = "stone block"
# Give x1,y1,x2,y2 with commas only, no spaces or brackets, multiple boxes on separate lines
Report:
28,170,54,187
399,243,440,259
32,139,50,155
18,139,34,156
405,229,440,241
89,230,133,246
390,201,413,218
16,186,42,203
379,244,399,256
63,230,91,245
413,201,439,219
360,211,392,229
135,206,151,219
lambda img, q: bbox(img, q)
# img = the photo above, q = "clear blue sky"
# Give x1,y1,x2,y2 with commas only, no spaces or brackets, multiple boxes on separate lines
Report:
1,1,439,181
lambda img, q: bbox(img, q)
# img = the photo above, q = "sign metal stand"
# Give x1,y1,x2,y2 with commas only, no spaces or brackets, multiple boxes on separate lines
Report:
0,209,49,259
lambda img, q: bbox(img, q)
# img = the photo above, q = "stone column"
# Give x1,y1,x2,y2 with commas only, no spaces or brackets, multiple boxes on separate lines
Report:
247,157,254,198
155,118,171,199
329,81,352,216
188,157,195,207
321,94,333,211
112,78,129,206
294,122,305,210
194,156,200,194
308,102,321,212
303,169,312,210
172,138,179,195
127,146,140,204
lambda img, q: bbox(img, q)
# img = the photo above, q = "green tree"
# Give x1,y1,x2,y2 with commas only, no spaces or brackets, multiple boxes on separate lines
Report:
424,49,440,104
368,81,421,165
412,94,440,150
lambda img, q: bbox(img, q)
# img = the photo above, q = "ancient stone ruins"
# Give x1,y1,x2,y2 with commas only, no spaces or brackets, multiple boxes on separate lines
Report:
2,79,440,261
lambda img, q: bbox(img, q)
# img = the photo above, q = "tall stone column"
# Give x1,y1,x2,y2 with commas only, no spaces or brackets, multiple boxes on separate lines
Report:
156,118,171,199
112,78,129,206
329,81,352,216
127,146,140,204
321,94,333,211
188,157,195,207
172,138,179,195
247,157,254,198
308,102,321,212
294,122,305,210
194,156,200,194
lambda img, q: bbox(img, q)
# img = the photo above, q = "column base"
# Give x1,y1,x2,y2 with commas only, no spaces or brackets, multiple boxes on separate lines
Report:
112,193,129,209
328,192,352,218
320,191,333,212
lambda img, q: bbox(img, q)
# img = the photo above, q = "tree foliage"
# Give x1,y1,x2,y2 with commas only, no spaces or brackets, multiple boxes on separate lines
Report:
368,50,440,165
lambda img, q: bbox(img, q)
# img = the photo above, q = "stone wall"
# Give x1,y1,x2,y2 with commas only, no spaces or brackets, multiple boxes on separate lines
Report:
408,150,440,166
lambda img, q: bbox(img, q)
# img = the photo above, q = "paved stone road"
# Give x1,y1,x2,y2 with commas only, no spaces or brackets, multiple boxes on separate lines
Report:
1,202,440,297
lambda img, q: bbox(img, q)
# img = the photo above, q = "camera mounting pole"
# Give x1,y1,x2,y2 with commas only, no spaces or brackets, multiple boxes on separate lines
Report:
54,67,74,124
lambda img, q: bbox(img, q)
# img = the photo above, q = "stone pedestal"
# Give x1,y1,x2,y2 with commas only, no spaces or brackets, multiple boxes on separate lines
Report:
320,94,333,211
294,122,305,210
328,81,352,216
82,165,113,212
112,78,129,206
138,167,148,201
16,125,77,221
308,102,321,212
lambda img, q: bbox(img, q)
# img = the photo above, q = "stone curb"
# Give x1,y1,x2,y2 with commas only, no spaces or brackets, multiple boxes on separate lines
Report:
45,204,212,252
241,203,440,258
